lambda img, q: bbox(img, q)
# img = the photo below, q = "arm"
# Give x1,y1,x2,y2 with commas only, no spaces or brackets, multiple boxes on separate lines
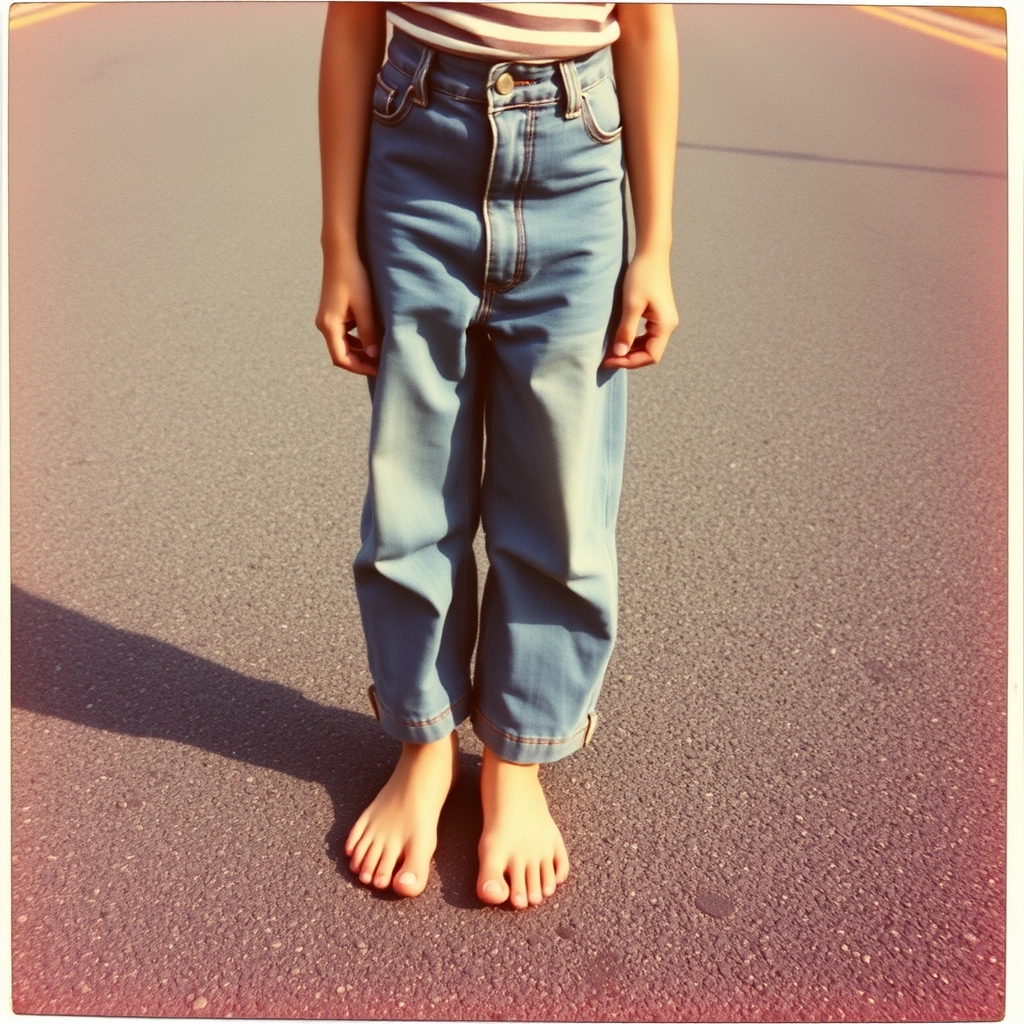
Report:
315,2,387,376
603,4,680,370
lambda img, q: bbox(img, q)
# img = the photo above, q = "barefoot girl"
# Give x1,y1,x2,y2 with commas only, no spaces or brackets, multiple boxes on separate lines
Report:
316,2,678,909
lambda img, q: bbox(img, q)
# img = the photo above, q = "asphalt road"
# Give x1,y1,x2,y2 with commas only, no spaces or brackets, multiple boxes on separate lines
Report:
8,4,1009,1021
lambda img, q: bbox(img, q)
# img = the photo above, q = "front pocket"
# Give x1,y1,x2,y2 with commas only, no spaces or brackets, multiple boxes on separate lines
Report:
580,74,623,144
372,71,416,126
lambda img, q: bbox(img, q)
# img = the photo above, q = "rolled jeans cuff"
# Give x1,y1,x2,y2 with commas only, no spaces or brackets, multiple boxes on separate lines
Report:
471,708,598,765
367,685,470,745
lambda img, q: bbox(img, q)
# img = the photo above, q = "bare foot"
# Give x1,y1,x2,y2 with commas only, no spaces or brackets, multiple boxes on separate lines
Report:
344,731,459,897
477,747,570,908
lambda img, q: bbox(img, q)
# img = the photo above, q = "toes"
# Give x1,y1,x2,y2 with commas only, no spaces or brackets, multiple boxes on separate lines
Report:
344,812,370,858
392,867,426,898
372,843,401,889
348,839,370,878
349,825,375,873
392,838,432,897
508,861,529,909
526,863,543,905
478,876,508,904
554,841,570,884
540,857,557,897
477,851,510,905
357,836,385,884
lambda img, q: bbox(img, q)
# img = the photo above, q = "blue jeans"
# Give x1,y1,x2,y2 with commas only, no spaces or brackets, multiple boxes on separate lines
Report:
355,29,628,764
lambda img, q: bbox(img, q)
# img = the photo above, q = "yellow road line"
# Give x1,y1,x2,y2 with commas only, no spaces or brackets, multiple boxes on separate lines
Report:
854,6,1007,60
9,2,94,30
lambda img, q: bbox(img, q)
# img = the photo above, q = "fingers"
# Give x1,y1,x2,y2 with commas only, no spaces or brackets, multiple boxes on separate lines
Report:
315,260,381,376
318,312,380,377
609,303,644,360
603,254,679,370
601,316,672,369
601,343,655,370
350,288,381,361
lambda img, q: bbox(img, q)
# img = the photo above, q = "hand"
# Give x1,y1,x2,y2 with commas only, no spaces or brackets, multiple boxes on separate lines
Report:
601,251,679,370
315,252,381,377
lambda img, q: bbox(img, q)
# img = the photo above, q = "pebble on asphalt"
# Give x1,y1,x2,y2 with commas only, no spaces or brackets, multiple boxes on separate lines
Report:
696,891,735,919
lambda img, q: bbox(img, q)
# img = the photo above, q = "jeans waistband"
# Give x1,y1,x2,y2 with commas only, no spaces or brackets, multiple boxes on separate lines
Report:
384,26,616,112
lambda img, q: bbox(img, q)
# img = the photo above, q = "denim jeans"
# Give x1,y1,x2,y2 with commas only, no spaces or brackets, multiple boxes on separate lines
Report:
354,28,628,764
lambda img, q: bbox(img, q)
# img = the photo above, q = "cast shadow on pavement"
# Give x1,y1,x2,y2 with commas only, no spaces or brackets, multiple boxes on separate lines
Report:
9,585,482,910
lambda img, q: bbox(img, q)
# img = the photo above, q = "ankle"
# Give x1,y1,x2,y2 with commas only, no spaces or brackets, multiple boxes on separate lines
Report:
397,732,458,769
481,747,541,789
402,732,456,752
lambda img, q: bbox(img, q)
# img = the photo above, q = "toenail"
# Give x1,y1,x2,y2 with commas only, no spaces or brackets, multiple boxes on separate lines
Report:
482,880,501,895
397,871,417,886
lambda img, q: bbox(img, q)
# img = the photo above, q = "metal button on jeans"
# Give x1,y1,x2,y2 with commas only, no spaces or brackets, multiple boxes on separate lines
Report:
495,71,515,95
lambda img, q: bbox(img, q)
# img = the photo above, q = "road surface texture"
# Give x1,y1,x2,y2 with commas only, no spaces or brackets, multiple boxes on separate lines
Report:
8,4,1008,1021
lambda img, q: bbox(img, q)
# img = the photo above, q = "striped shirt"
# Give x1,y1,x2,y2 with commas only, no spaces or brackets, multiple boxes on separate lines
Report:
387,3,620,61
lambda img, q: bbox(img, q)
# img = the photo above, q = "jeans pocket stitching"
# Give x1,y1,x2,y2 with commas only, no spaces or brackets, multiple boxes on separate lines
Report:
372,76,416,126
580,91,623,144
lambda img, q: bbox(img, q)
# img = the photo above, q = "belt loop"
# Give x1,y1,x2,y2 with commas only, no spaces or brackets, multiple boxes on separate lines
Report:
412,42,434,107
559,59,581,119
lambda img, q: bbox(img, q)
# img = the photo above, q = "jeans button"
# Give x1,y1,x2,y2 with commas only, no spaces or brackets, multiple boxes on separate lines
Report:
495,71,515,96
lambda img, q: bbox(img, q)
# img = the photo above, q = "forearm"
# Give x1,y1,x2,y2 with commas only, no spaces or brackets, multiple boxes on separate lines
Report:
319,2,387,261
612,4,679,257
